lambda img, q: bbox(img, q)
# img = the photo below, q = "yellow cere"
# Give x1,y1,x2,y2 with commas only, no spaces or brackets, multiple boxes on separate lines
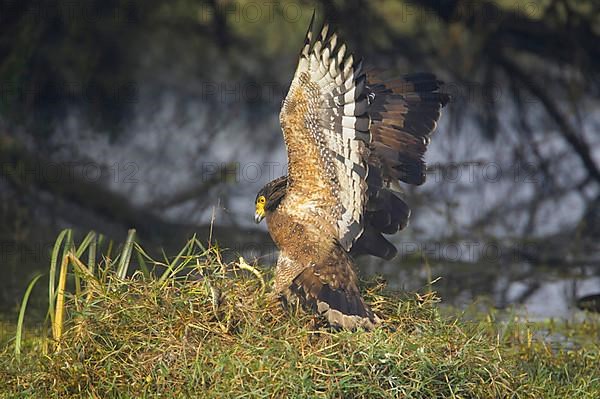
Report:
256,196,266,216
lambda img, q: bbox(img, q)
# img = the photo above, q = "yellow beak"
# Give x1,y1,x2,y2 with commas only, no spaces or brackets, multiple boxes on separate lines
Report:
255,203,265,224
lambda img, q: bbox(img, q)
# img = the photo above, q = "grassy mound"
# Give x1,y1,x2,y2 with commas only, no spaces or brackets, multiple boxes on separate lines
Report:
1,230,599,398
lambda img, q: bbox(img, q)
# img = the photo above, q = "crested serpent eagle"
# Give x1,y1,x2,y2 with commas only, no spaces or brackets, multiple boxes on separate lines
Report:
254,16,449,330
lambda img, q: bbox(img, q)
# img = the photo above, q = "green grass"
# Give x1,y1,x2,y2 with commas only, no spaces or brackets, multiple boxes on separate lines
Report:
0,230,599,398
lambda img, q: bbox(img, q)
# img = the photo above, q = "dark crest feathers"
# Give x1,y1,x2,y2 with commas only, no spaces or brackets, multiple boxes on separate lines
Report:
257,175,287,211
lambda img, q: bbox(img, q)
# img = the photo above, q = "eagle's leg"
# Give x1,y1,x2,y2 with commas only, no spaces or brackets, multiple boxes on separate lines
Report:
270,252,301,297
267,252,301,311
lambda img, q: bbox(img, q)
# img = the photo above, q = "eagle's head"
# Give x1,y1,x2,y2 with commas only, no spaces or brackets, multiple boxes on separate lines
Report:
255,175,288,223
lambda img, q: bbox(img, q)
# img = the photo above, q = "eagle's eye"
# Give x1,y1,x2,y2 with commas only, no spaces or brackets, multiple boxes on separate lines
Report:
258,196,266,204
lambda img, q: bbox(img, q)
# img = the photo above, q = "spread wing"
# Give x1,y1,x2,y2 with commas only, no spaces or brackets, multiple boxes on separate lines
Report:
279,17,370,248
279,16,449,255
352,72,449,259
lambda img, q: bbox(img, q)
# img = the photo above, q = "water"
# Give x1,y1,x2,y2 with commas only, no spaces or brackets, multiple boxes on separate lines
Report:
360,258,600,320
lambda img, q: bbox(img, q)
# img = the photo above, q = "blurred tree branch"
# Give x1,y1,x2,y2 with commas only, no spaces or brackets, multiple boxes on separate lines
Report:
497,52,600,185
144,162,237,211
412,0,600,72
0,135,271,251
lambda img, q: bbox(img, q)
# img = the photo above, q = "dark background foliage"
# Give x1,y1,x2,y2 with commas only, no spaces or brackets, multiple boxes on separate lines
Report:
1,0,599,317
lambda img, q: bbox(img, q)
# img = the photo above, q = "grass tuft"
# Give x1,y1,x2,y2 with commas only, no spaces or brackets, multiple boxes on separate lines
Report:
1,230,599,398
14,273,43,360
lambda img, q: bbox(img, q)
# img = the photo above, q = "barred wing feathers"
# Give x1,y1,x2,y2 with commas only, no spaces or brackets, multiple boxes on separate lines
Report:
279,19,371,250
352,73,449,259
279,18,449,257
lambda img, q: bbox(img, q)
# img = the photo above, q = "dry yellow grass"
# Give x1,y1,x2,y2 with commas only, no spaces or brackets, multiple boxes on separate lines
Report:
1,229,599,398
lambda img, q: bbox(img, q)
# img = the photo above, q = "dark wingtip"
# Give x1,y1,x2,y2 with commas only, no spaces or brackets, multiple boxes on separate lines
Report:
309,8,316,27
440,92,451,107
306,9,316,41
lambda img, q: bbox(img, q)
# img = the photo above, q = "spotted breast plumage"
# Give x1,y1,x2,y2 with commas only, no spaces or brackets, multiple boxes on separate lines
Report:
254,15,449,330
